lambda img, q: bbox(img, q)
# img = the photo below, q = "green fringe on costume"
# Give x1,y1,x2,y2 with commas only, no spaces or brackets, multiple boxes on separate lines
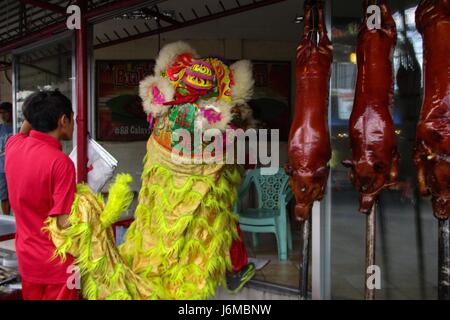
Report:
45,174,154,300
119,163,242,300
45,157,242,300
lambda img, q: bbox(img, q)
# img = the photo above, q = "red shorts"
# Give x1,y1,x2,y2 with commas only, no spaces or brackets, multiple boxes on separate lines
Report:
21,280,79,300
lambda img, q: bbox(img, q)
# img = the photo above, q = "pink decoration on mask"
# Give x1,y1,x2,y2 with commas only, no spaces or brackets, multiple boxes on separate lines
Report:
201,108,222,124
151,86,166,105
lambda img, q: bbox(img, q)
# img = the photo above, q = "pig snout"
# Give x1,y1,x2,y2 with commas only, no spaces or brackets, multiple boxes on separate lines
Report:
295,204,312,221
358,176,374,193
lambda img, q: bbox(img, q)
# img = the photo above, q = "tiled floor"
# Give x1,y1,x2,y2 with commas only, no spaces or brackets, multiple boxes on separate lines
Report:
243,231,302,289
215,286,299,300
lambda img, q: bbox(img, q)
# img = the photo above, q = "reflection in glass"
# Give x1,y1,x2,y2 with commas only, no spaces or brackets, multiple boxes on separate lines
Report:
14,38,73,154
330,0,436,299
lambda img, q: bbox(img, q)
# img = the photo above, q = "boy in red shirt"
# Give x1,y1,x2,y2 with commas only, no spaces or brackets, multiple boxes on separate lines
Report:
5,90,78,300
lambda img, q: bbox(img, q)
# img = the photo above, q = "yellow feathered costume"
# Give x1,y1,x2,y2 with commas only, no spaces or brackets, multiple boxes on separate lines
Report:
45,41,255,300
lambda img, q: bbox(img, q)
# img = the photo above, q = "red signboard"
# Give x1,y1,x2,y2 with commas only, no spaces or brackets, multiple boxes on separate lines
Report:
96,60,154,141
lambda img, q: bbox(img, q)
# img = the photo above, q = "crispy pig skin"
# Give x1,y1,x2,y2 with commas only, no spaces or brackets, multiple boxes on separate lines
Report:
286,0,332,221
342,0,399,214
414,0,450,220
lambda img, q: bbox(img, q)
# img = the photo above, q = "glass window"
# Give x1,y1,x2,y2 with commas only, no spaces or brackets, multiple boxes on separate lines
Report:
330,0,436,299
14,37,74,154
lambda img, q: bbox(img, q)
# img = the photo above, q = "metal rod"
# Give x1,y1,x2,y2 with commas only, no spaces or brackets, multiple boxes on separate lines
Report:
76,0,88,183
0,0,165,55
123,27,131,37
299,218,311,300
219,1,226,11
144,22,152,31
0,0,66,36
414,187,426,299
438,219,450,300
378,197,391,299
145,7,179,25
365,203,376,300
191,8,199,19
18,0,66,15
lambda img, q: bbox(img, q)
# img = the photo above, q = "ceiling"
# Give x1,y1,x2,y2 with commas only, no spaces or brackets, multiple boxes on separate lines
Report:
0,0,424,65
93,0,422,44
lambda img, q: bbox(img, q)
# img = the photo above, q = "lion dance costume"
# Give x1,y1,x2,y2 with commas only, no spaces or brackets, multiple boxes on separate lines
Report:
44,42,256,299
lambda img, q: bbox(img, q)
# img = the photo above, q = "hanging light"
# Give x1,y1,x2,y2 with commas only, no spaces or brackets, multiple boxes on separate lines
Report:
350,52,357,64
294,14,304,24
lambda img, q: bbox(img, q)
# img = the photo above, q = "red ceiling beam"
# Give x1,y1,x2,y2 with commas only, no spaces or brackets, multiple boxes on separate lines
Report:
85,0,162,22
95,0,288,50
0,21,67,55
0,0,162,55
143,7,180,25
18,0,66,15
76,0,88,183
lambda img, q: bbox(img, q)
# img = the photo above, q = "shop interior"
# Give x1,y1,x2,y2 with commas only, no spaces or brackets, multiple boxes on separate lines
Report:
0,0,440,299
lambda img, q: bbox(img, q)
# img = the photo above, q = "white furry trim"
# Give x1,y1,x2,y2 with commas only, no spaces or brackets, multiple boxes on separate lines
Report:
139,75,174,117
154,41,198,76
230,60,254,104
196,99,233,131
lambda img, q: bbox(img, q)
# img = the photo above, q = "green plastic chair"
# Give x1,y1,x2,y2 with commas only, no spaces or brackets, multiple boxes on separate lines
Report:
234,168,293,261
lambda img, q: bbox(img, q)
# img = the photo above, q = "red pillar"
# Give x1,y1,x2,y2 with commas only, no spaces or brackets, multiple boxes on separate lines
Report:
76,1,88,183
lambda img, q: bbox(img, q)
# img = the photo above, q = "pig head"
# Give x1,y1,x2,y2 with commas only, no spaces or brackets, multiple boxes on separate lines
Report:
285,164,329,221
342,151,399,214
414,143,450,220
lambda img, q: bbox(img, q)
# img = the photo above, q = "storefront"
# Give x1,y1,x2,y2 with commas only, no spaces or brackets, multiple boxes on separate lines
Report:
0,0,447,300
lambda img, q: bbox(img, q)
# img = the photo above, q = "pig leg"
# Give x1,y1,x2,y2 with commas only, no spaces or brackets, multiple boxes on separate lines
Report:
414,141,431,197
389,149,400,188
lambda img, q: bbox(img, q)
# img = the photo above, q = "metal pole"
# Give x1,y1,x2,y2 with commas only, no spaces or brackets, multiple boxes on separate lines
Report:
76,0,88,183
438,219,450,300
365,203,376,300
0,0,166,55
377,197,391,299
299,217,311,300
414,187,426,299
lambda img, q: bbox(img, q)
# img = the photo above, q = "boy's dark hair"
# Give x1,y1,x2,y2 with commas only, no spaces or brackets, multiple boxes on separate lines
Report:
22,90,73,133
0,102,12,112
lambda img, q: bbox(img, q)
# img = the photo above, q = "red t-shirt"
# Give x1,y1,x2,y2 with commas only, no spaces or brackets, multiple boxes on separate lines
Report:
5,130,76,284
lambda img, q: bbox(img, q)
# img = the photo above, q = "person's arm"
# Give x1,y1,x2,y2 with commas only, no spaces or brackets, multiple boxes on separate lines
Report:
57,214,71,229
19,120,32,135
49,157,76,230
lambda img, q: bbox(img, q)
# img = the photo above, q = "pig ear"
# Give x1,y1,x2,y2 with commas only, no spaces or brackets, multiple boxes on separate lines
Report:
342,160,354,168
284,164,293,176
374,161,385,173
314,166,329,177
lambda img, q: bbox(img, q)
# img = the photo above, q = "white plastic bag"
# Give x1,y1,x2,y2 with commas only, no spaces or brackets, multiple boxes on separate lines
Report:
69,138,118,193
